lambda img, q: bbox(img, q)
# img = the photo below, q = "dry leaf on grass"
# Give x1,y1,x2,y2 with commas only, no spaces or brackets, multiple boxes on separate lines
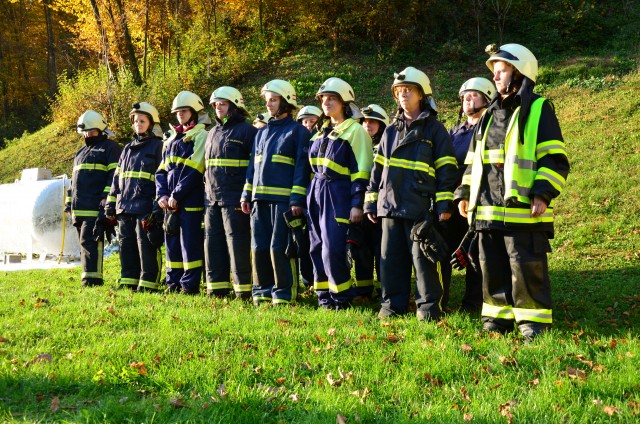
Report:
603,405,619,416
463,413,473,421
50,397,60,413
337,414,347,424
461,344,473,352
169,398,187,409
499,356,517,367
217,384,228,398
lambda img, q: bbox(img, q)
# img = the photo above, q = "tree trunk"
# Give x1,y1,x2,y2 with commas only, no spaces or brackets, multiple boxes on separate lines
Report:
113,0,143,85
143,0,149,80
89,0,115,80
43,0,57,94
258,0,263,34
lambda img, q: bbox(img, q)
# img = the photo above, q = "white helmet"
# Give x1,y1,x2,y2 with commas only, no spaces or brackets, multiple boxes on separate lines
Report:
130,102,160,124
392,67,432,97
253,111,272,125
458,78,496,101
361,104,389,126
261,79,298,107
171,90,205,113
209,86,246,109
486,43,538,83
77,110,108,134
316,77,355,103
297,105,322,121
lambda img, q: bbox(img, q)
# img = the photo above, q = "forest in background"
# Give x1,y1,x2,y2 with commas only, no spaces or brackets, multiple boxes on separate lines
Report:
0,0,639,144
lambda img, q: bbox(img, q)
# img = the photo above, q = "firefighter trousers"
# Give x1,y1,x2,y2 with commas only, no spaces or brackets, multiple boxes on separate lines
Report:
478,230,553,332
353,218,382,298
438,212,482,312
165,209,204,294
118,214,162,291
251,201,298,304
379,217,444,319
204,204,252,297
75,217,103,286
308,178,353,309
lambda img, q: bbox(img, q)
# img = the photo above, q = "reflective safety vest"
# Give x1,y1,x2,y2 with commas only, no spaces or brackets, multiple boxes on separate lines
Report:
467,98,567,227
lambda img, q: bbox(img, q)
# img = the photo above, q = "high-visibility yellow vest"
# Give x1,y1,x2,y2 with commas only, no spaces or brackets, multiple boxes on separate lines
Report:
468,98,567,226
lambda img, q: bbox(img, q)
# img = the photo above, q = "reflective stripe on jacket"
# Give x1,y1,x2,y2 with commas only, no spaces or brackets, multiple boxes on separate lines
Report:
108,133,163,215
155,124,207,210
457,95,569,234
204,114,257,206
364,110,457,220
309,118,373,208
241,115,311,206
71,134,121,218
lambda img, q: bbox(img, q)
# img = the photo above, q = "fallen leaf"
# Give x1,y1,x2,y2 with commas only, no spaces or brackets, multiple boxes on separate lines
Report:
0,337,9,342
275,377,286,385
529,378,540,386
289,393,298,402
424,374,443,387
337,414,347,424
328,328,336,336
609,339,618,349
461,344,473,352
276,318,291,325
566,367,587,380
327,373,342,387
119,397,128,404
499,356,517,367
338,369,353,380
36,394,45,402
463,413,473,421
171,315,180,321
488,383,503,391
383,350,397,363
169,398,186,409
593,399,603,406
603,405,619,416
106,306,116,315
51,397,60,413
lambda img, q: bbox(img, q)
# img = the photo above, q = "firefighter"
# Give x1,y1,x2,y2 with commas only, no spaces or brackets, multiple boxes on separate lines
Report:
364,67,458,321
297,105,322,133
156,91,209,295
240,79,311,306
440,78,494,312
204,86,257,299
308,77,373,309
352,104,389,302
296,104,323,290
66,110,120,287
106,102,163,292
253,112,271,129
455,44,570,339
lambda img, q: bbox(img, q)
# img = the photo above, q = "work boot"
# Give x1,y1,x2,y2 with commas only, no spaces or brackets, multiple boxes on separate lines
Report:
207,289,230,299
416,309,440,322
136,286,159,293
377,307,396,319
518,322,551,342
481,319,514,335
236,292,252,302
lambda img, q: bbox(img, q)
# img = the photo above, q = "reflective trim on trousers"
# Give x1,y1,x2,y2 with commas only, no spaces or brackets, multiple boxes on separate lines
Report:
329,279,352,294
120,277,138,286
207,281,232,290
233,283,252,293
354,279,373,288
513,307,552,324
482,302,515,320
314,281,329,290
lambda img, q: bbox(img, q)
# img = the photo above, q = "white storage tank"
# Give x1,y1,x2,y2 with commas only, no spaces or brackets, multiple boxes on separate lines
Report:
0,168,80,260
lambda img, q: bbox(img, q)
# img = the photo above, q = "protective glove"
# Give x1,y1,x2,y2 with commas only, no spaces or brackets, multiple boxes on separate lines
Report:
450,230,476,271
105,204,116,220
104,219,116,243
64,204,71,214
283,210,307,259
346,224,367,269
411,213,449,264
93,210,105,242
163,209,180,236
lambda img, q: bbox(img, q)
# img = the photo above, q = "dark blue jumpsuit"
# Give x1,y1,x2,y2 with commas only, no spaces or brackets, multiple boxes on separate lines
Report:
308,118,372,309
155,123,207,294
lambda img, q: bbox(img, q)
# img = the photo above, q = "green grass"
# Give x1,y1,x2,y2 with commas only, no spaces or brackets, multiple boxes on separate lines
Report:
1,52,640,421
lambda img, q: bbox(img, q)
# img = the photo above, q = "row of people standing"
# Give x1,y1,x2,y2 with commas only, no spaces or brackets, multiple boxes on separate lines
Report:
67,42,568,339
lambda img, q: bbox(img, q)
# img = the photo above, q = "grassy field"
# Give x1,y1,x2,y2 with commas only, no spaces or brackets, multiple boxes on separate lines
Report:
1,53,639,422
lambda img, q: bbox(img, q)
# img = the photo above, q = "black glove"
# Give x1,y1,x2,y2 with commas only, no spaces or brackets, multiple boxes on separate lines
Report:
93,210,105,242
163,209,180,236
346,224,368,269
411,213,449,264
104,218,116,243
64,204,71,214
283,210,307,259
105,205,116,219
450,230,476,270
